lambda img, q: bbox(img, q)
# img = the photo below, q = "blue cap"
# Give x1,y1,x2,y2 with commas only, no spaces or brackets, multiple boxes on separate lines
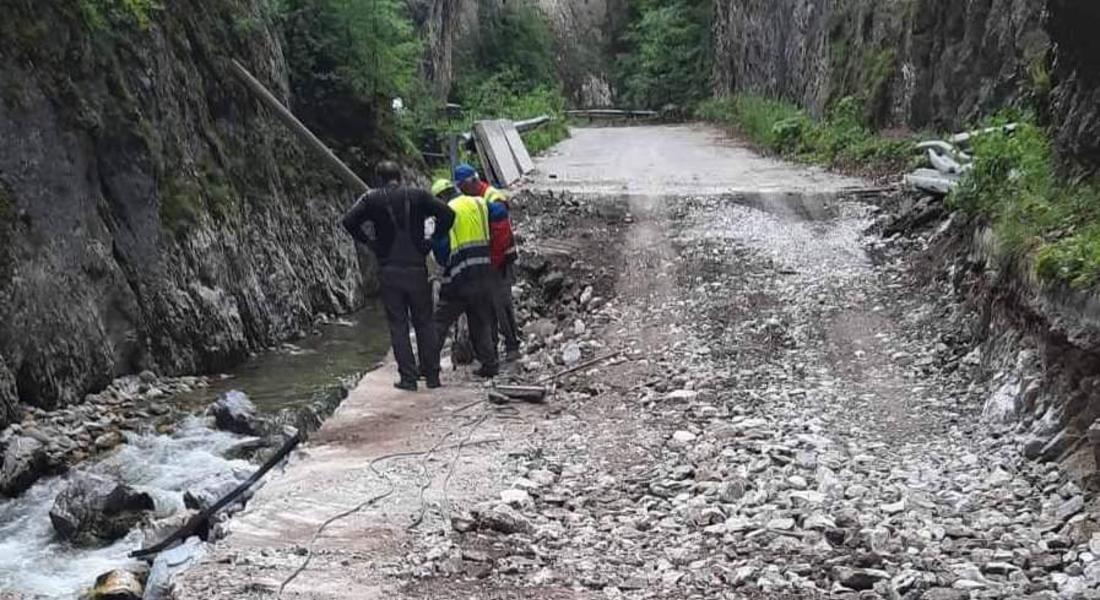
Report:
453,163,477,183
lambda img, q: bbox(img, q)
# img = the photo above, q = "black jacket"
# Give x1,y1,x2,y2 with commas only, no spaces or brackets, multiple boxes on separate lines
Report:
342,185,455,268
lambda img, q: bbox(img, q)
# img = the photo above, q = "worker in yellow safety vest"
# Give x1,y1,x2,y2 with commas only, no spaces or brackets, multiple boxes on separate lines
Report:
429,179,499,377
454,164,522,361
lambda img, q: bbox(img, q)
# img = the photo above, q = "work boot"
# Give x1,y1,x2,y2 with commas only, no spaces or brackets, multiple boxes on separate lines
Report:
473,365,498,379
505,347,522,362
426,374,442,389
394,379,418,392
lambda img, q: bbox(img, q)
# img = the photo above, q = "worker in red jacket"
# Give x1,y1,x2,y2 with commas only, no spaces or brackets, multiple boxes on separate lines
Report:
454,164,521,361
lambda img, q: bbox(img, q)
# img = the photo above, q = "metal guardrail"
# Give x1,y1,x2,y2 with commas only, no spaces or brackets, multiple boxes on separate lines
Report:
566,109,658,119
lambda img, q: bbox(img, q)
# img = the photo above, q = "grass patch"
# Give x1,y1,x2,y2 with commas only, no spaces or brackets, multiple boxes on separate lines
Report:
949,119,1100,288
696,94,913,174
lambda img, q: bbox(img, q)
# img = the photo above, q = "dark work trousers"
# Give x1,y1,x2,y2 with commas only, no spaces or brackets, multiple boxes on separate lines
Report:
491,264,521,352
380,265,439,383
434,278,499,371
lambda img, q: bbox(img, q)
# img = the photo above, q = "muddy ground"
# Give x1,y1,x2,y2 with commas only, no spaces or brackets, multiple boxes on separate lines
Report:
176,126,1100,600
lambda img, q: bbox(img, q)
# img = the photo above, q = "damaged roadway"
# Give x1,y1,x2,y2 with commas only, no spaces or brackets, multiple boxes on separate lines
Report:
177,125,1100,599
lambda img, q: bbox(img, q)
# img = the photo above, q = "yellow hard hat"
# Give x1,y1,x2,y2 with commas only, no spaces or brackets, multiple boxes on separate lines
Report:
431,178,455,197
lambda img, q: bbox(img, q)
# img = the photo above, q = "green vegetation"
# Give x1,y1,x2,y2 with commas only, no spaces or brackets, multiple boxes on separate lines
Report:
159,176,202,237
280,0,420,102
615,0,711,111
410,1,568,174
696,94,913,173
949,120,1100,288
450,1,567,154
79,0,159,30
456,2,556,93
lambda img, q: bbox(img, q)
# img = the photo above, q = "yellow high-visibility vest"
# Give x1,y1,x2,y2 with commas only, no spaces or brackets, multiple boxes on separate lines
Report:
443,194,491,285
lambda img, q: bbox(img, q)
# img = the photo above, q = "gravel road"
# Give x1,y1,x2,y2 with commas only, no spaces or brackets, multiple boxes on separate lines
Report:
177,125,1099,600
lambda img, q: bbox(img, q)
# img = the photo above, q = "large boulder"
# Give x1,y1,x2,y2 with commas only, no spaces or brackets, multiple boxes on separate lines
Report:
49,473,154,546
0,435,49,497
208,390,264,436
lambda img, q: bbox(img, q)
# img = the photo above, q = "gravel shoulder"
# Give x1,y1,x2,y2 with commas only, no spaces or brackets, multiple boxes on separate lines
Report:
177,126,1100,600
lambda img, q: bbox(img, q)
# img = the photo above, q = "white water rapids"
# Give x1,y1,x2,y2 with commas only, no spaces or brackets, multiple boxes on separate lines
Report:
0,418,248,598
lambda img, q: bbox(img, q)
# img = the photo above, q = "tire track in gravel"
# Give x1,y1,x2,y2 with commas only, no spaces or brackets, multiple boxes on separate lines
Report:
180,126,1099,599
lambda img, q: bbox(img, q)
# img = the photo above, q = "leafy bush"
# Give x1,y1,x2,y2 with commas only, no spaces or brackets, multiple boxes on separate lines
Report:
696,94,912,174
279,0,420,101
615,0,711,110
950,120,1100,288
276,0,422,172
443,4,569,160
431,74,568,162
456,2,556,93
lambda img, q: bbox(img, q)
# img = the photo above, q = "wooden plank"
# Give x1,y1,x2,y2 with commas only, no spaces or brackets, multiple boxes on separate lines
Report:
500,120,535,174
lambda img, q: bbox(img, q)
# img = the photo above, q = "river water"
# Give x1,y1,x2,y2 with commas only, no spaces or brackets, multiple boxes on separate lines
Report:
0,305,389,598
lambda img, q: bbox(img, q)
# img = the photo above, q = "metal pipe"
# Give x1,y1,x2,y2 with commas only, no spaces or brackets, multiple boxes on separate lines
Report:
228,59,370,194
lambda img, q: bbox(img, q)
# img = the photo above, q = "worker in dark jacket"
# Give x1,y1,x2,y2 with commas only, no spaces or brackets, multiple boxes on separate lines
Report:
342,161,455,391
454,164,522,361
430,179,499,378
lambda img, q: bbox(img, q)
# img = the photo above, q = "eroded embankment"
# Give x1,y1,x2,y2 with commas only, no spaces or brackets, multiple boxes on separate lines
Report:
878,194,1100,485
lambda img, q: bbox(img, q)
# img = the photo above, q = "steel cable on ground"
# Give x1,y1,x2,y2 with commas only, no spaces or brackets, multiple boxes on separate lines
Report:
406,425,461,532
277,435,503,595
437,411,491,529
280,382,542,591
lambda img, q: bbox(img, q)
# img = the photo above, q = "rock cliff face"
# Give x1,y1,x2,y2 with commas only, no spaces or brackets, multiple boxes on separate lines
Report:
1047,0,1100,168
0,1,370,425
535,0,625,107
712,0,1097,165
453,0,623,107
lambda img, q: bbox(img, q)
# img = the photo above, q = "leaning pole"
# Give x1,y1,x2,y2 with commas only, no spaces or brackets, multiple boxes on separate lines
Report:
227,59,370,194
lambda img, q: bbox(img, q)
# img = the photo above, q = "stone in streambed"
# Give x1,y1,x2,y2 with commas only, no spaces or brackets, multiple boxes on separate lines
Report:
208,391,264,436
89,568,144,599
49,473,154,546
0,435,50,497
183,472,251,513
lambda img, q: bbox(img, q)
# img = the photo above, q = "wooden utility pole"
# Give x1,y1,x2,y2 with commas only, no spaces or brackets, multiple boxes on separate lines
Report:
227,59,370,194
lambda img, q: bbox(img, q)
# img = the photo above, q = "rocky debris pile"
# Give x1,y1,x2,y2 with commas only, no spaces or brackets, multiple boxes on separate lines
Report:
394,192,1100,599
49,473,155,546
505,192,627,376
0,372,209,497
